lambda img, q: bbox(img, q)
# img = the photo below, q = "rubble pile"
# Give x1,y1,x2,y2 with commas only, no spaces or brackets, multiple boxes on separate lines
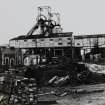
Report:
24,56,95,87
24,56,105,87
48,75,70,87
0,95,8,105
1,74,14,94
87,63,105,74
9,78,38,105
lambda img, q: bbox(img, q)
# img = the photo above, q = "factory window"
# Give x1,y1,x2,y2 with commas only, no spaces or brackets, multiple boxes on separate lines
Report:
5,57,9,66
24,39,27,42
50,39,53,41
10,58,15,67
32,39,36,42
58,43,62,45
40,39,44,41
67,38,71,40
67,42,71,45
77,43,80,45
55,49,63,56
64,48,72,56
58,38,62,41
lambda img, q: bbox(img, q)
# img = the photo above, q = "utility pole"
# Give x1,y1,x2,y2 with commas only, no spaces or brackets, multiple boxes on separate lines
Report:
71,33,74,61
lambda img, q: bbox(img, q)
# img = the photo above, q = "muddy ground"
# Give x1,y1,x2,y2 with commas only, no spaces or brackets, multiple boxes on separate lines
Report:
38,83,105,105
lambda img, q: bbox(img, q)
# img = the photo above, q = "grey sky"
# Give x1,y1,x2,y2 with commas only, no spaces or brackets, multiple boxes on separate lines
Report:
0,0,105,44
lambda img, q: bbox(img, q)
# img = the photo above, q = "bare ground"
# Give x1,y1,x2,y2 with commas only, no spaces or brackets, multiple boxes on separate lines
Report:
38,83,105,105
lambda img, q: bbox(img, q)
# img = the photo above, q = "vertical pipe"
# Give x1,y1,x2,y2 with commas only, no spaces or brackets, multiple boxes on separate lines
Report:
71,34,74,61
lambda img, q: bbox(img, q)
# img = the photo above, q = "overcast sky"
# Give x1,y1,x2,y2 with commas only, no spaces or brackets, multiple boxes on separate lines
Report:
0,0,105,44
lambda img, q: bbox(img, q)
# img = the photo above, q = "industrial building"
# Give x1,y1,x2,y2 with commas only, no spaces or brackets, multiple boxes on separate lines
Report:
1,6,105,105
74,34,105,62
9,6,81,66
3,6,105,67
8,6,105,66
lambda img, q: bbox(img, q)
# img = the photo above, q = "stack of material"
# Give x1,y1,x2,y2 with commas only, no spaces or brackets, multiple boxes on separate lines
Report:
11,78,38,105
86,63,105,74
0,95,8,105
2,75,13,94
48,75,70,86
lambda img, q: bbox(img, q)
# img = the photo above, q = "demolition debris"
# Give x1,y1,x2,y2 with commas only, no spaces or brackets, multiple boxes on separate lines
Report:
1,6,105,105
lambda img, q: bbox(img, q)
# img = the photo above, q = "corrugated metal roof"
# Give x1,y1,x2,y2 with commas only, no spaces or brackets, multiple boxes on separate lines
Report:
74,34,105,39
10,32,73,41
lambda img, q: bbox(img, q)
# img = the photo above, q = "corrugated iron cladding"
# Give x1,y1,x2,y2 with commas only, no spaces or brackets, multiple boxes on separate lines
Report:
9,33,105,49
9,32,73,48
74,34,105,39
74,34,105,48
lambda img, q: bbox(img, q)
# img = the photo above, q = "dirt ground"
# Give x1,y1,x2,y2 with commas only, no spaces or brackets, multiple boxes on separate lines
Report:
38,83,105,105
57,92,105,105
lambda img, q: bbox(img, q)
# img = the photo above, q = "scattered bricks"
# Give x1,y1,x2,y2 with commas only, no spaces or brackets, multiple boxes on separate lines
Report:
11,77,38,105
60,92,68,97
